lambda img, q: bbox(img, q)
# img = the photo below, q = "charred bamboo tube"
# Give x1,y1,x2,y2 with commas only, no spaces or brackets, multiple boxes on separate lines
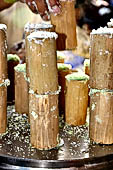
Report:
27,31,58,94
29,89,60,150
0,24,8,133
57,63,72,114
90,27,113,89
14,64,29,115
25,23,55,78
84,59,90,76
7,54,20,103
50,0,77,50
65,72,89,126
89,89,113,144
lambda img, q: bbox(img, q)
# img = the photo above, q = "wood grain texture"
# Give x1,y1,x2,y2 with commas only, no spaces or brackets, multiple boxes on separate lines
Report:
28,38,58,94
65,80,88,126
90,34,113,89
51,0,77,50
15,71,29,114
29,93,59,150
0,29,7,133
90,91,113,144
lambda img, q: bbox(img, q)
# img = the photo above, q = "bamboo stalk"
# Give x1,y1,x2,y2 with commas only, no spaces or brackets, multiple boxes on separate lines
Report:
14,64,29,115
27,31,58,94
57,63,72,114
90,28,113,89
0,24,8,133
65,73,89,126
50,0,77,50
29,91,59,150
25,23,55,78
90,89,113,144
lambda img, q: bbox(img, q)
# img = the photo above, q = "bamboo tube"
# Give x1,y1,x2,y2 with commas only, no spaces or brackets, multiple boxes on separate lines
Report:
0,24,8,133
65,72,89,126
14,64,29,115
89,89,113,144
84,59,90,76
57,63,72,114
24,23,55,78
29,90,59,150
57,51,65,63
27,31,58,94
90,27,113,89
50,0,77,50
7,54,20,103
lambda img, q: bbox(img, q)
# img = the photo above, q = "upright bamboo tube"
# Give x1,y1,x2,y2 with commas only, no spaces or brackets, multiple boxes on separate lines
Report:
14,64,29,115
50,0,77,50
0,24,8,133
65,72,89,126
84,59,90,76
7,54,20,103
29,90,59,150
57,63,72,114
90,27,113,89
90,89,113,144
25,23,55,78
27,31,58,94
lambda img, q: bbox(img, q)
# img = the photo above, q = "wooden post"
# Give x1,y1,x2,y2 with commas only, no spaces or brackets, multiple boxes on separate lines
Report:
65,72,89,126
14,64,29,115
25,23,55,78
57,63,72,114
50,0,77,50
0,24,8,133
89,89,113,144
29,91,59,150
7,54,20,103
90,28,113,89
27,31,58,94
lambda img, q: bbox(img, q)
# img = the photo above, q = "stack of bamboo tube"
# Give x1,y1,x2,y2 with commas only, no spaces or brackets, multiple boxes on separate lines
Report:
26,30,59,150
89,27,113,144
65,72,89,126
0,24,10,133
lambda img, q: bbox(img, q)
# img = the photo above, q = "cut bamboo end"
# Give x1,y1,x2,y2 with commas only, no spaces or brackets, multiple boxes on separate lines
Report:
14,64,29,115
27,31,58,94
89,89,113,144
58,63,72,114
29,91,59,150
50,0,77,50
25,23,55,78
65,72,89,126
90,27,113,89
7,54,20,102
